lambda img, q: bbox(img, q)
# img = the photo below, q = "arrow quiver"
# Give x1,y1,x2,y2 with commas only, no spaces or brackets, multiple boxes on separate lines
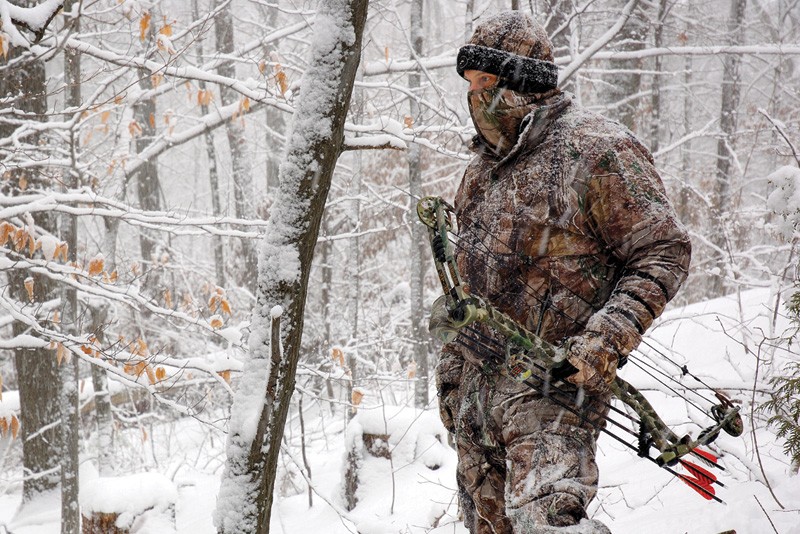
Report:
417,196,743,478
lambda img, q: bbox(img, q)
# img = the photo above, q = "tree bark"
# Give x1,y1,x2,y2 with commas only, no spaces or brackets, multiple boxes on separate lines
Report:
133,18,162,276
601,0,647,132
60,4,82,530
711,0,747,295
215,1,369,532
0,2,63,503
409,0,429,409
193,0,227,288
648,0,669,152
215,0,258,292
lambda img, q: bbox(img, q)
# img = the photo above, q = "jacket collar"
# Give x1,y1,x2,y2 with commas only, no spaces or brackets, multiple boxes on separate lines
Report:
470,91,572,165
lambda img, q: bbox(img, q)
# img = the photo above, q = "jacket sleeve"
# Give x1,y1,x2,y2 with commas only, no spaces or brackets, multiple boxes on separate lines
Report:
580,139,692,360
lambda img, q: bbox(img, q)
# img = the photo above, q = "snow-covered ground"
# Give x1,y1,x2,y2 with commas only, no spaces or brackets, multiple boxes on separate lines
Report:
1,287,798,533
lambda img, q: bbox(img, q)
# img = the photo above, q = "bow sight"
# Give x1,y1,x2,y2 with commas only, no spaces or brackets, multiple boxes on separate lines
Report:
417,195,743,499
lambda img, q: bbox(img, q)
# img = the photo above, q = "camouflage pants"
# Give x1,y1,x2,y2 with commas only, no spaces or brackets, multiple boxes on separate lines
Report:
451,371,612,534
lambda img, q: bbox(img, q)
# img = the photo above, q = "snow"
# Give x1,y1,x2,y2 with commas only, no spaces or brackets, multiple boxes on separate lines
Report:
80,472,177,515
766,165,800,238
0,287,799,533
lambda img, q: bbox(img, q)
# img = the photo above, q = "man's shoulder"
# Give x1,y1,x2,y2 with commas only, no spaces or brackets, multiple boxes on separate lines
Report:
556,105,654,165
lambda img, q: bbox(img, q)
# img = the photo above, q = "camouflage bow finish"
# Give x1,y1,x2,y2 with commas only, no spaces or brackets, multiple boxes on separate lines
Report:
418,196,743,474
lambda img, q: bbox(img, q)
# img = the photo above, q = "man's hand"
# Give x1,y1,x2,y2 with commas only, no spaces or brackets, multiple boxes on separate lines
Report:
564,332,619,395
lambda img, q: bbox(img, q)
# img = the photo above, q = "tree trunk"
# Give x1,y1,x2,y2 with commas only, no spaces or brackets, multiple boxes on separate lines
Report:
678,46,695,227
0,4,63,503
216,0,258,292
133,19,162,278
648,0,669,152
601,0,647,132
60,5,82,530
711,0,747,295
193,0,227,288
215,1,369,532
409,0,429,409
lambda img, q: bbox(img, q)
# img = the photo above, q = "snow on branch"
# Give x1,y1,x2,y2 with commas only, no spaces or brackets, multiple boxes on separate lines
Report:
0,0,64,47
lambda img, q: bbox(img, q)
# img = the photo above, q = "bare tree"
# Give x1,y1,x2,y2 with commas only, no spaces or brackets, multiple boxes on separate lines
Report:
215,1,369,532
711,0,748,295
0,0,65,507
408,0,429,409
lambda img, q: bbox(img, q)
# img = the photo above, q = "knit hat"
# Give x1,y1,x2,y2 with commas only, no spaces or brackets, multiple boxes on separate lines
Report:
457,12,558,94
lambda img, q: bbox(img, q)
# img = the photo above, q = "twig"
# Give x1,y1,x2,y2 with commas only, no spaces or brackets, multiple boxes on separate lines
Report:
754,495,780,534
758,108,800,168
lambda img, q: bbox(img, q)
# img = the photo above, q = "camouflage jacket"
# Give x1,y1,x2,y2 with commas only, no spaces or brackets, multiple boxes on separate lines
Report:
437,92,691,430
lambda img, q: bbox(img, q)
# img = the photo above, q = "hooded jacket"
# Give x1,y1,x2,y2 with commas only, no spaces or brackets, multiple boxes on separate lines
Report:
437,91,692,433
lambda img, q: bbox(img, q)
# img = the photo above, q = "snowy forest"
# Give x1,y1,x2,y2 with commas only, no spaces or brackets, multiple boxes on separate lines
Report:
1,0,799,532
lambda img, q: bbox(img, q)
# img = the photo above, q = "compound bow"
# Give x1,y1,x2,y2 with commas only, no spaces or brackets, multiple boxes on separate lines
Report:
418,196,743,502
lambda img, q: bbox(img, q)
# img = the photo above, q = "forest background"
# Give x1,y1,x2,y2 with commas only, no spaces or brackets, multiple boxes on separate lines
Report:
1,0,799,532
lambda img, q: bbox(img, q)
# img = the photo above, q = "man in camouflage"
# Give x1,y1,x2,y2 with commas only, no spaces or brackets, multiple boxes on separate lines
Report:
436,12,691,534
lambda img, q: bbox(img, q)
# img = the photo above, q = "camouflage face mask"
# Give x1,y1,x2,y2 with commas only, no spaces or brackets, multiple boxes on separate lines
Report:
468,86,537,156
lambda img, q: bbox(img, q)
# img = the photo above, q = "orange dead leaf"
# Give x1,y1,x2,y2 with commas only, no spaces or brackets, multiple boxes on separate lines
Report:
142,427,148,442
124,363,135,375
24,277,34,302
407,361,417,379
10,416,19,440
258,60,267,75
151,74,163,88
148,112,156,129
129,120,143,137
0,34,7,60
332,347,345,367
28,232,38,256
220,299,232,315
242,97,251,112
18,175,28,190
114,94,124,105
56,342,66,365
209,315,224,329
52,310,60,324
100,110,111,124
164,289,173,308
352,389,364,406
80,345,93,355
0,418,7,437
145,364,156,384
109,270,118,283
197,89,213,106
208,294,220,312
159,23,173,37
384,46,389,62
218,370,231,384
404,115,414,129
55,242,69,262
155,367,166,381
276,70,288,95
0,222,14,245
88,255,104,276
140,11,151,41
